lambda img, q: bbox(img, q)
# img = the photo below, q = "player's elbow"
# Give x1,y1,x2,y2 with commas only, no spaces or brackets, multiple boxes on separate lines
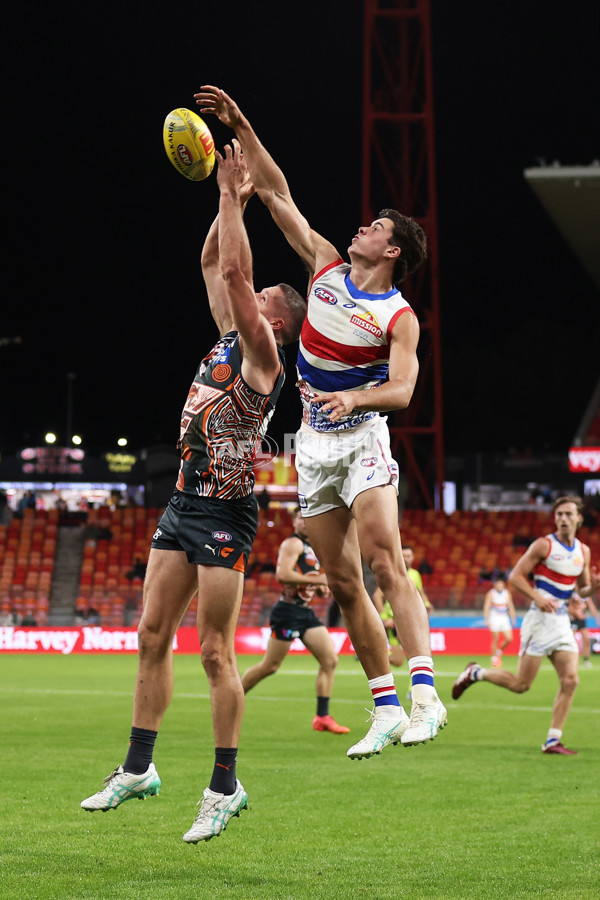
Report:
389,381,415,411
220,261,244,284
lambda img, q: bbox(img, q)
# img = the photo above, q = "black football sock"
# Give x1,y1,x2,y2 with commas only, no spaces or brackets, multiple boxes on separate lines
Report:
209,748,238,795
123,727,158,774
317,696,330,717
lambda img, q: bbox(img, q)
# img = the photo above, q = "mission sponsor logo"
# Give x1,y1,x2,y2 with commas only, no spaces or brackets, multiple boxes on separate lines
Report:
350,312,383,339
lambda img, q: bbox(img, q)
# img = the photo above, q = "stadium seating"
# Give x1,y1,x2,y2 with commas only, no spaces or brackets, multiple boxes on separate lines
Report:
0,507,56,625
1,503,598,626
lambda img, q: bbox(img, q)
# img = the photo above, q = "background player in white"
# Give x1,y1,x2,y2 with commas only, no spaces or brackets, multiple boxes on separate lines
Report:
195,85,446,759
483,575,517,666
453,496,600,755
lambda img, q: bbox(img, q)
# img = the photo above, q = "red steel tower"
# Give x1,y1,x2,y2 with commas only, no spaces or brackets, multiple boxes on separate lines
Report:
362,0,444,509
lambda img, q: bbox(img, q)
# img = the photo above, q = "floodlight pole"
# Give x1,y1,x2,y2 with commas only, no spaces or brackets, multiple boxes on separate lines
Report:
66,373,76,446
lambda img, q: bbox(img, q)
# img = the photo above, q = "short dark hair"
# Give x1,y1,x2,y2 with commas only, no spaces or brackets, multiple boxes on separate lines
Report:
378,208,427,287
275,283,306,345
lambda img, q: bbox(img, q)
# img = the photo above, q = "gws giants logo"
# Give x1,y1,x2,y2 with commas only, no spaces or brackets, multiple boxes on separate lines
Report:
350,312,383,339
314,287,338,305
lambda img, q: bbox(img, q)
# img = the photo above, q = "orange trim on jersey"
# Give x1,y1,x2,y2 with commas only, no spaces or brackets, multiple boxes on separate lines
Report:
233,554,246,573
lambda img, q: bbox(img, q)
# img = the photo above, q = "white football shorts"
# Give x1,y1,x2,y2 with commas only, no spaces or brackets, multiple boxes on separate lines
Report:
295,416,399,517
488,609,512,634
519,608,578,657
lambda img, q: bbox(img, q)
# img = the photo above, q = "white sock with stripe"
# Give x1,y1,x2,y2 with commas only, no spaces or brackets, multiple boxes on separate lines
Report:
368,674,401,713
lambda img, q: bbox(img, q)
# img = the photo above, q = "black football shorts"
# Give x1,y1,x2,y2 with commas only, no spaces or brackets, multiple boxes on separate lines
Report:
151,490,258,571
269,599,324,641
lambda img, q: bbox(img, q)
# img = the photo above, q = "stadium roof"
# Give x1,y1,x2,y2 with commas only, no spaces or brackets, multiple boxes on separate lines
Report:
523,162,600,291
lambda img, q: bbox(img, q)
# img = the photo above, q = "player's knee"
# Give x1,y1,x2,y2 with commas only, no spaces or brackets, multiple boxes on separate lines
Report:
320,653,338,673
513,680,531,694
137,619,172,659
368,557,397,595
263,660,281,676
200,639,233,679
327,573,358,606
560,672,579,693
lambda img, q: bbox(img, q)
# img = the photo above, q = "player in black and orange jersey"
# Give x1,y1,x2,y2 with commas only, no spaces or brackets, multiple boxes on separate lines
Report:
242,507,350,734
81,141,306,843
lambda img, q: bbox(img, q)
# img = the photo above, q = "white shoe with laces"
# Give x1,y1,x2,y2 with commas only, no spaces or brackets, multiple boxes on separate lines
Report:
401,696,447,746
183,780,248,843
346,706,409,759
80,763,161,811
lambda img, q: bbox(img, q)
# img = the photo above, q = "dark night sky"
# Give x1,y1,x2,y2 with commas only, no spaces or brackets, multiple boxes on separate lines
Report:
3,1,599,461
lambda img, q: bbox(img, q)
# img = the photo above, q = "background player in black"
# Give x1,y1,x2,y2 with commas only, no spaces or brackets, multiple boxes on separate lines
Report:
242,507,350,734
81,141,306,844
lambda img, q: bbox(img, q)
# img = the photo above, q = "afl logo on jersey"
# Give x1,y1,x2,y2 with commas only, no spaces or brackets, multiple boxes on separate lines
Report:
314,287,338,305
212,531,232,542
360,457,378,467
212,364,232,382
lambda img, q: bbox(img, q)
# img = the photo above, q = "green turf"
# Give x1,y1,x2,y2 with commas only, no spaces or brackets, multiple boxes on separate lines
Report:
0,653,598,899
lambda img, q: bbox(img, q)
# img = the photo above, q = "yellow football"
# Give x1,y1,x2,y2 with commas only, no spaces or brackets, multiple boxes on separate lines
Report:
163,108,216,181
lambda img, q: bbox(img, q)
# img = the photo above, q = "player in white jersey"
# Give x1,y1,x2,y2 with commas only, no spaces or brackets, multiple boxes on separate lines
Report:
453,496,600,755
196,85,447,758
483,576,517,666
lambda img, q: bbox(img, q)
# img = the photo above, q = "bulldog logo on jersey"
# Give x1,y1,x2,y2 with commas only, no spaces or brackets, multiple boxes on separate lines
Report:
350,312,383,339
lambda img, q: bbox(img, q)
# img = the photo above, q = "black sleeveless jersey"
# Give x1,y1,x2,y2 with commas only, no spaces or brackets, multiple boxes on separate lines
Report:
280,532,322,604
176,331,285,500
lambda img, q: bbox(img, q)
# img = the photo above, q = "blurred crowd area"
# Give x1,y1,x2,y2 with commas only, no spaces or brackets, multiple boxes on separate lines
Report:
1,498,598,629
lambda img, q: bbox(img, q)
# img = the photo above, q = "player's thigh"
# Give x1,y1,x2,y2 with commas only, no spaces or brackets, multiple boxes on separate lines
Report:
196,564,244,642
352,484,403,568
302,625,337,666
141,547,198,634
304,507,363,584
262,635,292,668
516,652,543,688
550,649,579,681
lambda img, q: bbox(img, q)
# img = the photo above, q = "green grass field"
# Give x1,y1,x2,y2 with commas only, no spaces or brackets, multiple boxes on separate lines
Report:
1,652,598,900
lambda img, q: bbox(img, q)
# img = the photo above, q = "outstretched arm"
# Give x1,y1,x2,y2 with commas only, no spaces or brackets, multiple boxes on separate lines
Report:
216,140,281,392
194,85,339,277
201,166,256,336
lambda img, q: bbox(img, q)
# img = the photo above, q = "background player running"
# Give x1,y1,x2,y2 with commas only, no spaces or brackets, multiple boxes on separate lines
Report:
483,575,517,667
453,496,600,755
242,506,350,734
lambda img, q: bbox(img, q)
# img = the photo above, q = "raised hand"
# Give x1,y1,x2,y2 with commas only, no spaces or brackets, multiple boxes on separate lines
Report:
194,85,243,130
